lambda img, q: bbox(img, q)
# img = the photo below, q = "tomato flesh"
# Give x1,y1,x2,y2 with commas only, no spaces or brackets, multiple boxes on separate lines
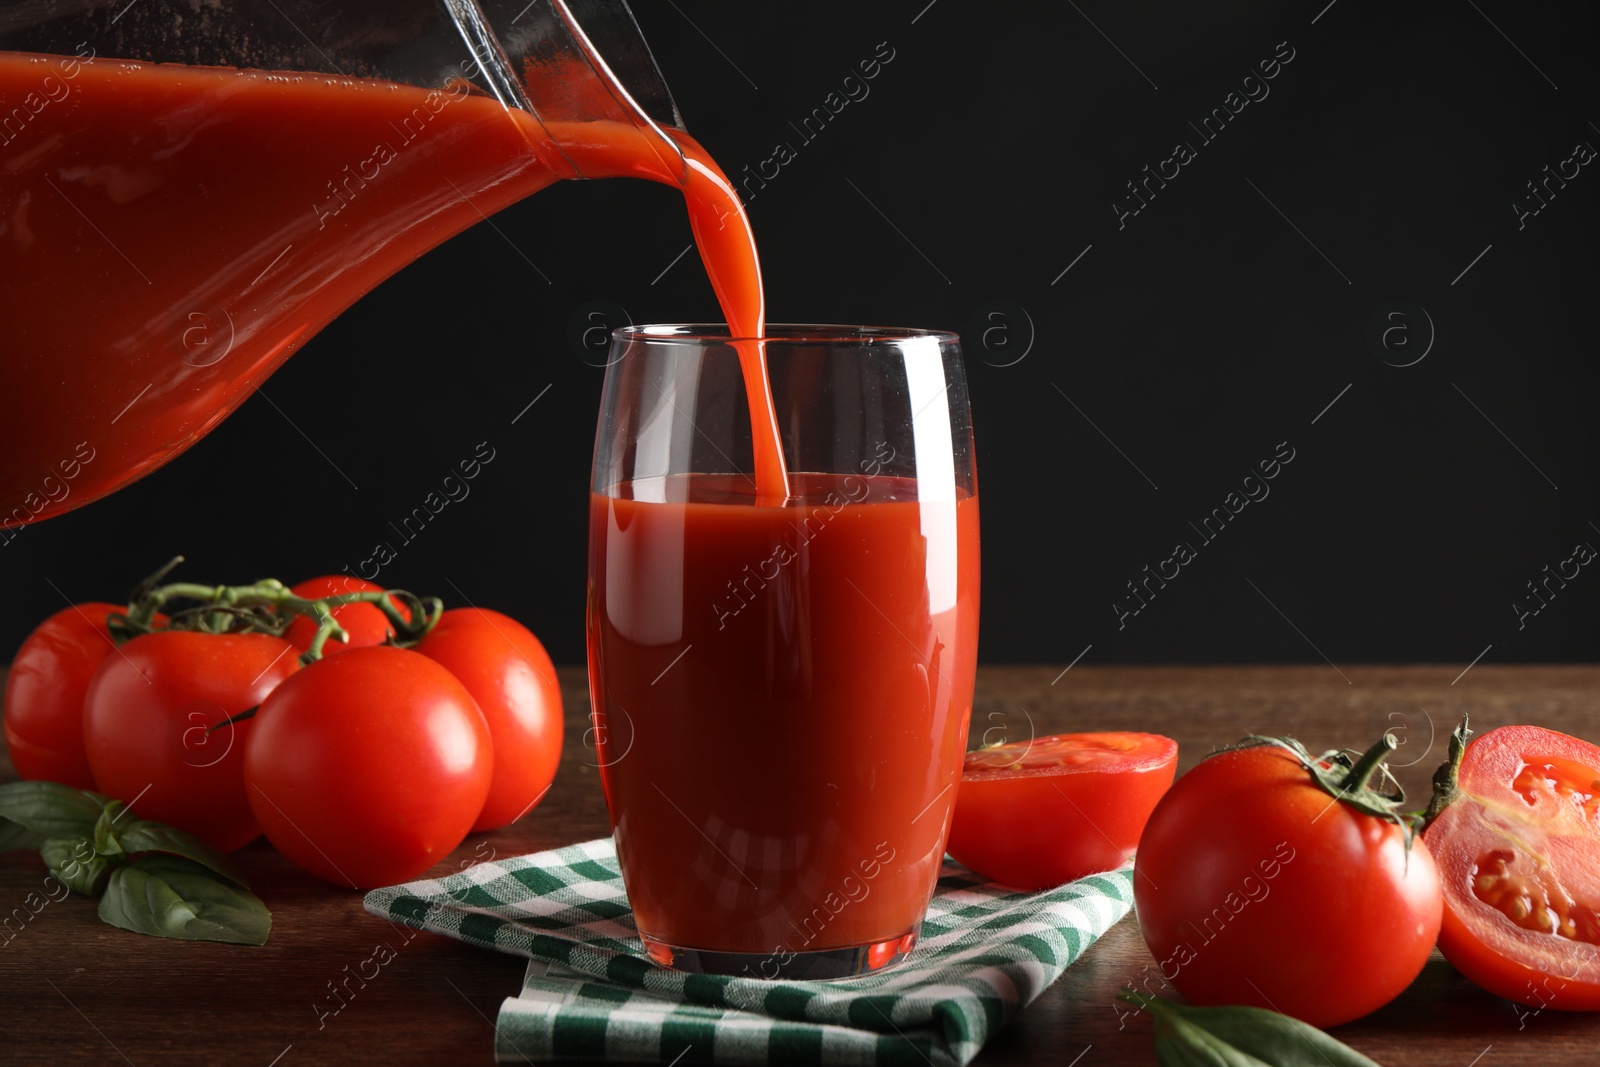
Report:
1427,725,1600,1010
946,732,1177,890
1471,850,1600,943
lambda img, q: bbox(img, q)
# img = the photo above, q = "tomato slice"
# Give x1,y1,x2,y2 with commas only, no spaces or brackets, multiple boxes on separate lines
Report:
946,732,1178,890
1427,725,1600,1010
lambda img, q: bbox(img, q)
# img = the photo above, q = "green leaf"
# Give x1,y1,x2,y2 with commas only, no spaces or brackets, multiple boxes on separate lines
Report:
42,837,116,896
92,802,126,858
1122,992,1386,1067
98,855,270,945
0,781,108,839
0,816,46,852
1156,1010,1273,1067
116,818,248,888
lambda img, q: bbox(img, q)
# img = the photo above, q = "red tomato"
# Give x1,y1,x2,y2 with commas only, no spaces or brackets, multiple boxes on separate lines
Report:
946,732,1177,890
1133,740,1442,1028
1426,725,1600,1011
282,574,403,655
414,608,563,831
82,630,300,852
244,646,493,888
5,602,127,788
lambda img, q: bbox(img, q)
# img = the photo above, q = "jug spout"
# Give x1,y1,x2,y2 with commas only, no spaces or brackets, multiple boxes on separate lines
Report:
453,0,688,184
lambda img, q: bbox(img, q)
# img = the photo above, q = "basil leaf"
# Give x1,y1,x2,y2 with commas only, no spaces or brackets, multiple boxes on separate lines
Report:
115,818,248,888
42,837,116,896
98,855,270,945
92,802,126,857
0,816,46,852
1177,1005,1384,1067
0,781,108,839
1123,991,1386,1067
1155,1008,1273,1066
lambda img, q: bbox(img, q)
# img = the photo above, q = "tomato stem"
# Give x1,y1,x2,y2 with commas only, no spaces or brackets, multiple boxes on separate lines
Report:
210,705,258,732
1421,716,1472,832
107,558,444,664
1230,730,1420,849
1339,732,1399,794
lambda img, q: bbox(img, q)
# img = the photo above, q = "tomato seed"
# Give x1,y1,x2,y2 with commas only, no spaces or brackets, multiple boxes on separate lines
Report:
1472,848,1600,945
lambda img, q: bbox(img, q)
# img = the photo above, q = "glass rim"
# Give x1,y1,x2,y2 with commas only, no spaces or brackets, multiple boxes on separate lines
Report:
612,323,961,346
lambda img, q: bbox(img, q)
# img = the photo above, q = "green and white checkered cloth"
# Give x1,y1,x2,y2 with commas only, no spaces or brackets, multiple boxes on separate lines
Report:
364,838,1133,1066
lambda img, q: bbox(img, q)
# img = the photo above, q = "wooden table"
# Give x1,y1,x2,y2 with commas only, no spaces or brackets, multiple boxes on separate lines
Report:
3,665,1597,1066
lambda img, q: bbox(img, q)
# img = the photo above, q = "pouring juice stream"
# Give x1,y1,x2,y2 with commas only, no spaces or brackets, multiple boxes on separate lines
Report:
0,52,789,524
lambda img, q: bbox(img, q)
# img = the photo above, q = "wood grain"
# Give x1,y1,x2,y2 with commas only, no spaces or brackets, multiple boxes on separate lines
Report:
2,665,1596,1066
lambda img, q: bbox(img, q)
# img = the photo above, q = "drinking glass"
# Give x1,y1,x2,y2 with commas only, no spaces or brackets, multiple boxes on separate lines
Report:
586,325,980,978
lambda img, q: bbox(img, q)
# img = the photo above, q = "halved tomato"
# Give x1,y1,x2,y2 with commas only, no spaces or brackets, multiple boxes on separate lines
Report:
1426,724,1600,1011
946,732,1178,890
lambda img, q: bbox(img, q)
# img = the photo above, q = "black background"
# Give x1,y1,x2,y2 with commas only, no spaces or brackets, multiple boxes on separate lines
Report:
3,0,1596,670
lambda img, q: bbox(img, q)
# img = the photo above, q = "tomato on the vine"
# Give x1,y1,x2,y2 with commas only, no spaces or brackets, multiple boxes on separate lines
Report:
5,603,133,788
414,607,563,832
244,646,492,888
1426,724,1600,1011
83,630,300,852
282,574,403,655
946,732,1177,890
1133,733,1442,1029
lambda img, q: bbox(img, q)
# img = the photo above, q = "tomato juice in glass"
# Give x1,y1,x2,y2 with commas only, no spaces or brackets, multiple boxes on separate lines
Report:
587,326,980,977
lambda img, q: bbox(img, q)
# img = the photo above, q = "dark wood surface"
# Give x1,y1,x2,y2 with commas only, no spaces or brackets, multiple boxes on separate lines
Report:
3,665,1597,1066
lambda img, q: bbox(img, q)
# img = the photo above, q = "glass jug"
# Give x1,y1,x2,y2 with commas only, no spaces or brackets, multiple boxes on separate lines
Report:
0,0,688,529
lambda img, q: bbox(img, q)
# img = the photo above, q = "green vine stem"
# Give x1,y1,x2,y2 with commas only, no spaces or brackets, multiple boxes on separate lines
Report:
1229,730,1420,850
105,556,442,664
1340,732,1401,795
1421,716,1473,832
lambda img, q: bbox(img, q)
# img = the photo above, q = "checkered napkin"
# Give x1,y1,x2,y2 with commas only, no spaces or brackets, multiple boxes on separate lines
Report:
363,838,1134,1066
